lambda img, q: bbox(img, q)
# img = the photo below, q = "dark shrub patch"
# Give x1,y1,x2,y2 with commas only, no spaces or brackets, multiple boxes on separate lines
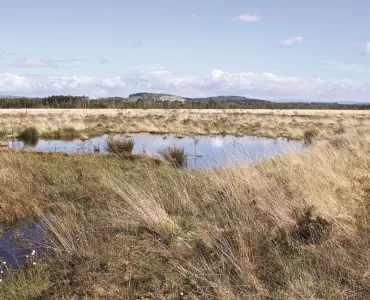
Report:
303,129,319,144
0,130,7,139
18,127,40,145
293,208,331,245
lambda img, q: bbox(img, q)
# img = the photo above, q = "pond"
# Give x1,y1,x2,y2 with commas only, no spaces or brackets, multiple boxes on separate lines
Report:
9,134,304,169
0,222,44,271
1,135,304,271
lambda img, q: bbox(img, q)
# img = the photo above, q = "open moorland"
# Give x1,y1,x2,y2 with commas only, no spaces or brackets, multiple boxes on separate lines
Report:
0,108,370,140
0,109,369,299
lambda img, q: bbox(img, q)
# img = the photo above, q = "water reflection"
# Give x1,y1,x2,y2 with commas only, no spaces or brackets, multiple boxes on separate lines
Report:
0,222,44,270
9,134,304,170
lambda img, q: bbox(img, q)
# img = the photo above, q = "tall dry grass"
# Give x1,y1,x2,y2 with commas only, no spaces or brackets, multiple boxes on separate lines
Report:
1,108,369,139
1,131,367,298
0,152,162,224
98,135,370,299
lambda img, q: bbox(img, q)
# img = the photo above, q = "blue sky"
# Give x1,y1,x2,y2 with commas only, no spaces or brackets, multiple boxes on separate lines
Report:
0,0,369,101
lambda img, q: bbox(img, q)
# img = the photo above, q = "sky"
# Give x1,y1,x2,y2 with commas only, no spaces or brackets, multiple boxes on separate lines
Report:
0,0,370,102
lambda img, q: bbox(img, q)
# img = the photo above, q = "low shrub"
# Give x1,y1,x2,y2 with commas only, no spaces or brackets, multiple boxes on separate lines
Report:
18,127,40,145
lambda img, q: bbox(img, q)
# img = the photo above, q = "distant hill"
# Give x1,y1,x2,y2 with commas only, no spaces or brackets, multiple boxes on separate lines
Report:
188,95,271,106
127,93,273,106
128,93,187,103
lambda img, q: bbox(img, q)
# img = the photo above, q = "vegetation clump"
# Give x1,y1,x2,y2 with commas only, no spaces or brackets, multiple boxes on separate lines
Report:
303,128,319,144
0,130,7,139
293,208,332,245
106,136,134,155
159,146,187,168
43,127,80,140
18,127,40,145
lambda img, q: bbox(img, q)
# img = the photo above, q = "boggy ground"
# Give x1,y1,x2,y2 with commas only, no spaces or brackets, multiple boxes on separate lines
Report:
0,128,369,299
1,108,370,140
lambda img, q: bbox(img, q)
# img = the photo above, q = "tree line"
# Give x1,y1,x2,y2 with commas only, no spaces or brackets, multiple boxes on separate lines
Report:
0,95,369,110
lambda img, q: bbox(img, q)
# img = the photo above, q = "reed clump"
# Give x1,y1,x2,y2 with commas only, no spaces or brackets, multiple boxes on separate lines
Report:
159,146,187,168
106,136,135,155
18,127,40,145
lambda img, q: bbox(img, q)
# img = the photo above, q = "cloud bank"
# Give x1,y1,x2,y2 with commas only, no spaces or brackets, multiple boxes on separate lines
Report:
0,70,369,102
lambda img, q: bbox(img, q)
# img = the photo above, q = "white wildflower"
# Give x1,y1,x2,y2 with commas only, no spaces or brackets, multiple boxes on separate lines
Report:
32,262,36,265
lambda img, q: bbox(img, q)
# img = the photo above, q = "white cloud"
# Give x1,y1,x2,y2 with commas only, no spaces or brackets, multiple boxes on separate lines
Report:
362,41,370,56
0,70,369,102
8,58,80,68
280,36,304,48
232,14,261,22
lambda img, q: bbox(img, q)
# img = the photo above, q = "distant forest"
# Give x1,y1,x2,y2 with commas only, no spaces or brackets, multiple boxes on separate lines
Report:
0,95,369,110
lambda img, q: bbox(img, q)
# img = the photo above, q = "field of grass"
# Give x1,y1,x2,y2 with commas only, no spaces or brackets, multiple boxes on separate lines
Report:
0,114,369,299
0,108,369,140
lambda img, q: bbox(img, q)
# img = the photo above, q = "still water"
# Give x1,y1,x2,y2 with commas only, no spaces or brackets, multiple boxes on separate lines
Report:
0,222,44,270
9,134,304,169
